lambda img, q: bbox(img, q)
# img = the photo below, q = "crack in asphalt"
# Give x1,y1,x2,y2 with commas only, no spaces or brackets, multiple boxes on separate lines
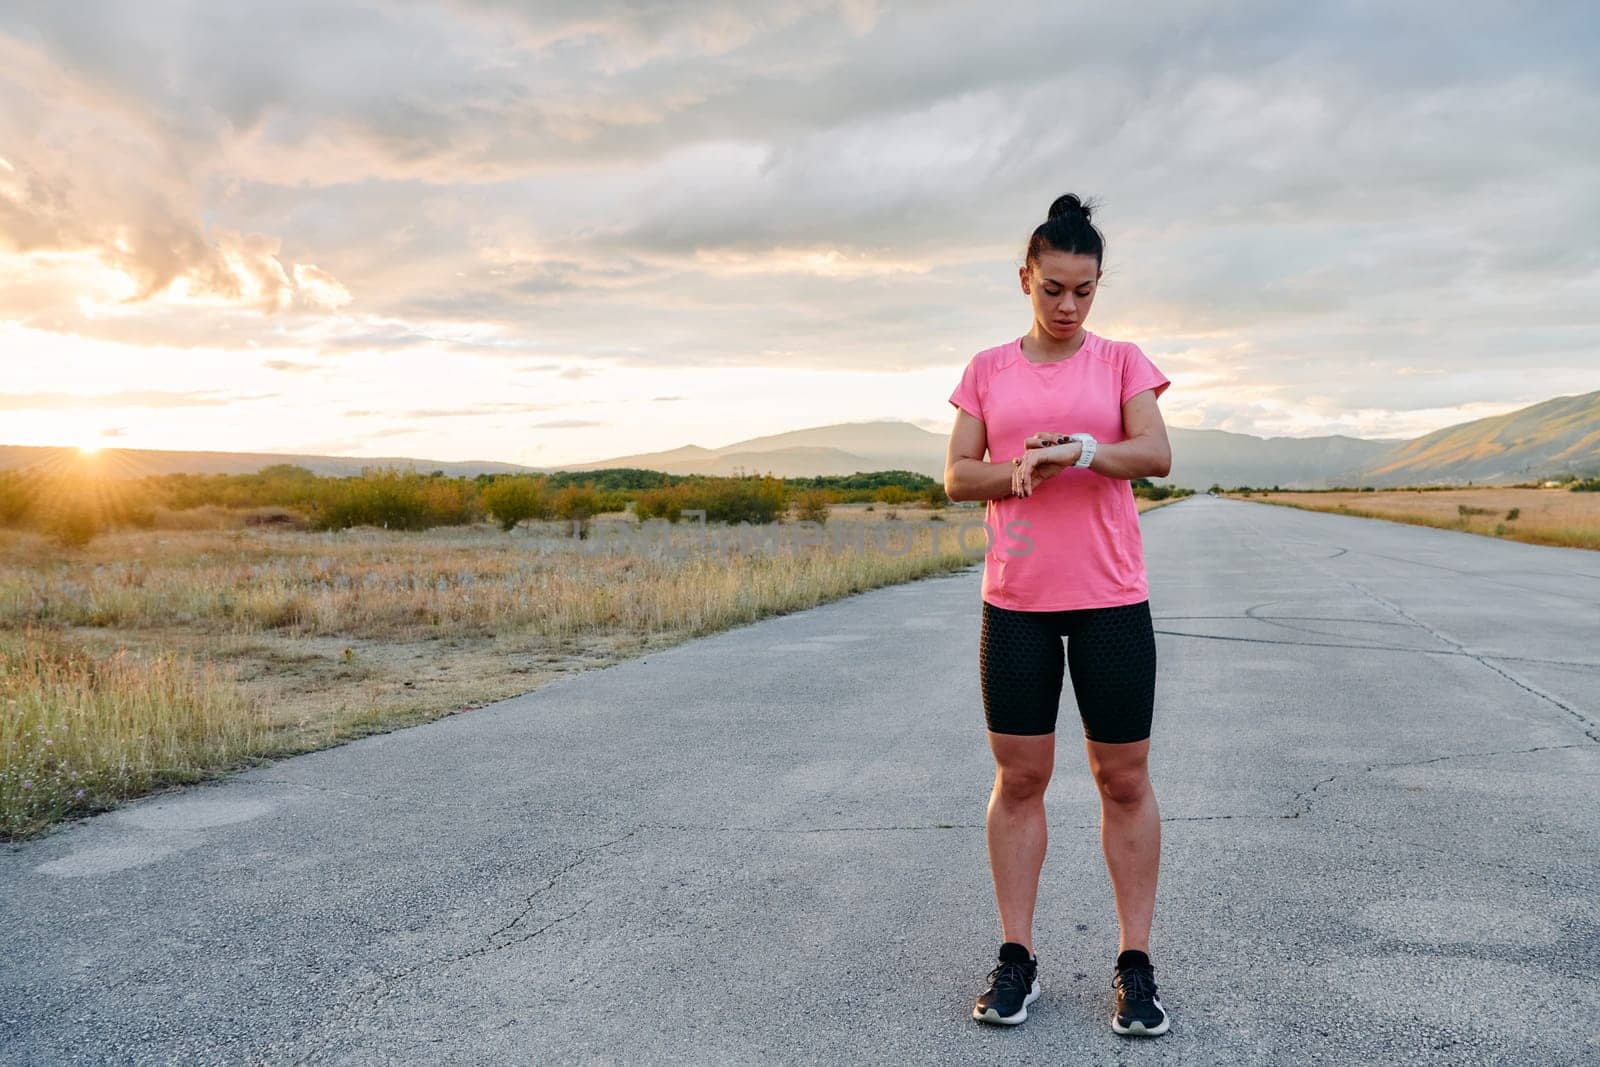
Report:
1281,743,1588,820
1034,743,1592,830
479,828,642,948
1333,580,1600,743
1285,773,1343,819
1242,518,1600,744
1152,625,1600,674
1267,527,1600,605
292,827,640,1066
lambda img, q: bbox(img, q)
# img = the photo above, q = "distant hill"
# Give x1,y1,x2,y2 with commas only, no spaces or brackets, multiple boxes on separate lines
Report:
553,421,941,479
5,388,1596,489
1350,390,1600,487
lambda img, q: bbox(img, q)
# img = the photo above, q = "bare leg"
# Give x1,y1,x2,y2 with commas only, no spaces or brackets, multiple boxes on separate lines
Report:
985,730,1056,954
1085,736,1159,954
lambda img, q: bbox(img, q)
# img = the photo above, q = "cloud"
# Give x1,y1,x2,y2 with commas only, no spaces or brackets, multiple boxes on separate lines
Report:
0,389,275,410
0,0,1595,443
291,264,352,309
0,31,354,325
343,401,564,419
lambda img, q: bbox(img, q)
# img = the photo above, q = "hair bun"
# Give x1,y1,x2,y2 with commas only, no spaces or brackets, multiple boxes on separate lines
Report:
1047,193,1091,222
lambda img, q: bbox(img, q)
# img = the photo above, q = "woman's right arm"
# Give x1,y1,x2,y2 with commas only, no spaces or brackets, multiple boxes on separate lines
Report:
945,408,1016,502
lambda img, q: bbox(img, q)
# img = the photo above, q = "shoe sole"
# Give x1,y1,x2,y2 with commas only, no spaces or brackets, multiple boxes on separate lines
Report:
1111,997,1169,1036
972,979,1041,1025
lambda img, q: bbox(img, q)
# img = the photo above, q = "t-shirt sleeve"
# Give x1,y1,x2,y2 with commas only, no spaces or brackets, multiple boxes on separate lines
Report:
948,354,985,421
1121,342,1171,405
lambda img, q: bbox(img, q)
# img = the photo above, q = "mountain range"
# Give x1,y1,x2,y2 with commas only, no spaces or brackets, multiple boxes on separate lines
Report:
552,388,1600,489
5,388,1597,489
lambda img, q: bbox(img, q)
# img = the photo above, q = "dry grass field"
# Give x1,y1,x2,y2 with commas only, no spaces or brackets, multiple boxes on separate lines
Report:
0,495,1179,841
1229,487,1600,550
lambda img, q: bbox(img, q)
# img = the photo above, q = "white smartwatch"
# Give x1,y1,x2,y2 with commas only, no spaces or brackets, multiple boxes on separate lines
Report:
1066,432,1097,468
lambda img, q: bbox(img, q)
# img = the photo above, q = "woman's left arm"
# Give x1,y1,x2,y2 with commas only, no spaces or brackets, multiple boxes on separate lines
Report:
1085,388,1172,480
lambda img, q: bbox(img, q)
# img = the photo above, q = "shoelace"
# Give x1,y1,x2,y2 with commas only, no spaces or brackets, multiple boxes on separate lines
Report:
1116,965,1156,1002
986,960,1032,995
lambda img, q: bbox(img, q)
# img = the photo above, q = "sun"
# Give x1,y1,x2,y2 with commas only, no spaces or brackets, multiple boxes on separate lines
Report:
73,431,112,457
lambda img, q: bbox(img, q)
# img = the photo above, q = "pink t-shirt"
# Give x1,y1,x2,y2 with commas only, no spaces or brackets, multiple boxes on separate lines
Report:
947,330,1171,612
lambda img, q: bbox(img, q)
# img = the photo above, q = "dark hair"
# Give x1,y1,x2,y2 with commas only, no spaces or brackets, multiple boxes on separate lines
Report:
1025,193,1105,275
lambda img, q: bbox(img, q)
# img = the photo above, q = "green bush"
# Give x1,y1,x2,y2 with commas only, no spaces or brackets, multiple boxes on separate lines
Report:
553,486,603,521
0,470,34,525
795,490,831,525
482,476,553,531
634,486,685,523
153,464,323,511
42,502,103,547
635,477,786,525
7,465,158,546
875,485,912,505
309,467,480,531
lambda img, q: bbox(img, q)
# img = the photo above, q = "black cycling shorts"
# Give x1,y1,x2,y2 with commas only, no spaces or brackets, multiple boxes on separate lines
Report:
978,598,1156,743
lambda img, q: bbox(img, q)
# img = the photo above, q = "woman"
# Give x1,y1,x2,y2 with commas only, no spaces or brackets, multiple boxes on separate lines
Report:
944,193,1173,1036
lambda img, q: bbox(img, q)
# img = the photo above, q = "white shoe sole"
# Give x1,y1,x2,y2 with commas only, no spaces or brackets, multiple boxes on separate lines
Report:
1111,996,1169,1036
973,978,1041,1025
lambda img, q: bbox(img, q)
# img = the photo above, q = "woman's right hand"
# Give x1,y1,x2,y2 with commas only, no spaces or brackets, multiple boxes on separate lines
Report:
1012,445,1078,496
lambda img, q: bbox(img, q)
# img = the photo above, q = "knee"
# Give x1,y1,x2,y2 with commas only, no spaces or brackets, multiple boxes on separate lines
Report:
1094,768,1150,806
995,765,1051,804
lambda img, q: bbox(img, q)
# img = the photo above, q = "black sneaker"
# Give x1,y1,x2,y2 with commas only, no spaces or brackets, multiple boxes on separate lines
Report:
1111,950,1169,1036
972,941,1040,1025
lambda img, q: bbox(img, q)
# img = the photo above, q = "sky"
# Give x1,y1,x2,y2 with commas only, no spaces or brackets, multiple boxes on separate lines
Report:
1,1,1597,469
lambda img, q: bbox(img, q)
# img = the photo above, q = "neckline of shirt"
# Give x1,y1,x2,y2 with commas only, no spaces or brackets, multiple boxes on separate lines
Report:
1014,330,1099,368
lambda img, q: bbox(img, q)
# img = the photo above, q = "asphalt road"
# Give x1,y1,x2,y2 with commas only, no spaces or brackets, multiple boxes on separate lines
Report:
3,495,1598,1066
